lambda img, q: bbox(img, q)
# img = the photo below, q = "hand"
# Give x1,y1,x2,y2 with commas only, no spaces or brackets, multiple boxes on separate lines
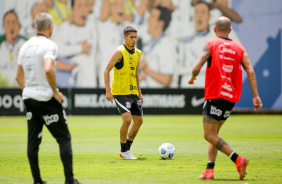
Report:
139,94,144,105
208,2,218,9
68,63,78,71
253,96,262,111
106,91,114,103
54,91,63,103
139,59,147,71
188,76,196,85
81,41,92,55
138,74,146,81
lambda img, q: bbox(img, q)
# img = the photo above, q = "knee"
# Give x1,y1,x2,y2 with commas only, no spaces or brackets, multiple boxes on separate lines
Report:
204,133,214,142
123,116,132,125
138,118,143,126
57,134,71,145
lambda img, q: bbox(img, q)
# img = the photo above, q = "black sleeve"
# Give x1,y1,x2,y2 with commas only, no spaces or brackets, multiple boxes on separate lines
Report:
115,56,124,69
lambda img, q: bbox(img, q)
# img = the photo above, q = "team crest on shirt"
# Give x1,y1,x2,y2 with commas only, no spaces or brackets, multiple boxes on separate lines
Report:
126,102,131,109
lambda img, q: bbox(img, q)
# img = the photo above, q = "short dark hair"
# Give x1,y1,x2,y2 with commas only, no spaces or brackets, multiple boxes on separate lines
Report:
71,0,75,8
155,6,172,32
3,9,20,24
124,26,137,36
194,1,211,11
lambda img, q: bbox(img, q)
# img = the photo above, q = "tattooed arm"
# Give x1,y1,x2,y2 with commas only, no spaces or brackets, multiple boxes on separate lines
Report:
188,43,211,84
241,49,262,111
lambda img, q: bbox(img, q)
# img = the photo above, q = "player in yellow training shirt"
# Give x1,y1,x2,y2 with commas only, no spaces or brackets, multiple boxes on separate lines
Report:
104,26,143,160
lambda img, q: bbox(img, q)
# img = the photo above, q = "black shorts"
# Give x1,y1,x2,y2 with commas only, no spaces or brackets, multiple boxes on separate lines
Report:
202,98,235,121
114,95,143,116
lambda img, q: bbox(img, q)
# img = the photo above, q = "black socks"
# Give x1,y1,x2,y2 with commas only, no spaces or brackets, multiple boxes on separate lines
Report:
121,142,127,152
121,140,133,152
206,161,215,169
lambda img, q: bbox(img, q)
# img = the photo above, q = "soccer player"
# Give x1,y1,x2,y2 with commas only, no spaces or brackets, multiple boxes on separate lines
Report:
104,26,143,160
188,16,262,180
15,13,81,184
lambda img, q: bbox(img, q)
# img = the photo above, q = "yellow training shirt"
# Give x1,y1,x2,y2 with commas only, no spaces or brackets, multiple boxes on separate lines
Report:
111,45,142,96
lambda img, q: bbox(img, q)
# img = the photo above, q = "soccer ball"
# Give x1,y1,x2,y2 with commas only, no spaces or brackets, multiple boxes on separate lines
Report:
158,143,176,159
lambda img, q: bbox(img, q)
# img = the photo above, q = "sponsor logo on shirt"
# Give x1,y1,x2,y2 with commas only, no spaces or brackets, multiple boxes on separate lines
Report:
220,55,235,61
222,65,233,73
210,105,222,117
221,76,232,82
130,85,137,90
130,67,135,70
222,82,233,92
130,73,136,78
219,45,236,55
43,114,59,125
220,91,233,98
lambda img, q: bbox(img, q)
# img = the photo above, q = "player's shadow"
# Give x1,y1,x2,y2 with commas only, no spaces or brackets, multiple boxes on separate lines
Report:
159,159,174,160
137,158,146,161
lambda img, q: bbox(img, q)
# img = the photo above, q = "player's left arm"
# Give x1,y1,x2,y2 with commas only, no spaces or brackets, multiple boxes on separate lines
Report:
188,43,210,84
136,59,143,104
241,49,262,111
15,65,25,90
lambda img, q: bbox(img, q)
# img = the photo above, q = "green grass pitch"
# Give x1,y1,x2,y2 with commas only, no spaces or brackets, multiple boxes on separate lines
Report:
0,115,281,184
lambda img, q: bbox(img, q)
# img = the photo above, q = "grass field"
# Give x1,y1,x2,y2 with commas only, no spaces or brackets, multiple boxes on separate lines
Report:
0,115,281,184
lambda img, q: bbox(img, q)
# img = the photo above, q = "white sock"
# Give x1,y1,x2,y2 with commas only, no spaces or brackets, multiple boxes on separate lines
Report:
229,151,235,158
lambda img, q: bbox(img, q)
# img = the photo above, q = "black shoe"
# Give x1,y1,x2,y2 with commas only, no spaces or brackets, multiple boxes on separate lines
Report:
34,182,46,184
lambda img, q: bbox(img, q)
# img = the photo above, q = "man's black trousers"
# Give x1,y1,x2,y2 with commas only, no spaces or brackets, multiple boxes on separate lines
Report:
24,98,74,183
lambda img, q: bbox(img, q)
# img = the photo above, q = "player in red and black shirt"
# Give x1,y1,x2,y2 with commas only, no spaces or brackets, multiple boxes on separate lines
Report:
188,16,262,180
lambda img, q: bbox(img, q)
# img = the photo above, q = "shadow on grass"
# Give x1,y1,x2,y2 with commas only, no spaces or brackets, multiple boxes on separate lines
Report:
137,158,147,161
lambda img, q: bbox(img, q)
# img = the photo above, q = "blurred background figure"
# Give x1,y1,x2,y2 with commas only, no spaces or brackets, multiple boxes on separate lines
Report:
0,10,27,87
53,0,97,88
139,6,178,88
191,0,242,25
179,1,215,88
31,0,77,88
3,0,41,38
48,0,72,25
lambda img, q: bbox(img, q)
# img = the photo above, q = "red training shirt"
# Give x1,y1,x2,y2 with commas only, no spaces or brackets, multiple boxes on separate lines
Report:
205,37,245,103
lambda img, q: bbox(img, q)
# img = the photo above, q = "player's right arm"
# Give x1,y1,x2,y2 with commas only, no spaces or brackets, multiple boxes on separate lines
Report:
15,65,25,90
44,58,63,103
241,49,262,111
104,49,122,103
188,43,210,84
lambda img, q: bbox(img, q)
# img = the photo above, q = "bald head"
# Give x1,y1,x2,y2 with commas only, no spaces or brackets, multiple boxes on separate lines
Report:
35,12,53,32
215,16,231,33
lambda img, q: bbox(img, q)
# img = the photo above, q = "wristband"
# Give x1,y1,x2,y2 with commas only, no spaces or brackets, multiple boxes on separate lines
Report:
253,95,258,98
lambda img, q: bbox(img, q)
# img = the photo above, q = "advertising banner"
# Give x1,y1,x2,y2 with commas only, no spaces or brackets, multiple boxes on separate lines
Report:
0,88,204,116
